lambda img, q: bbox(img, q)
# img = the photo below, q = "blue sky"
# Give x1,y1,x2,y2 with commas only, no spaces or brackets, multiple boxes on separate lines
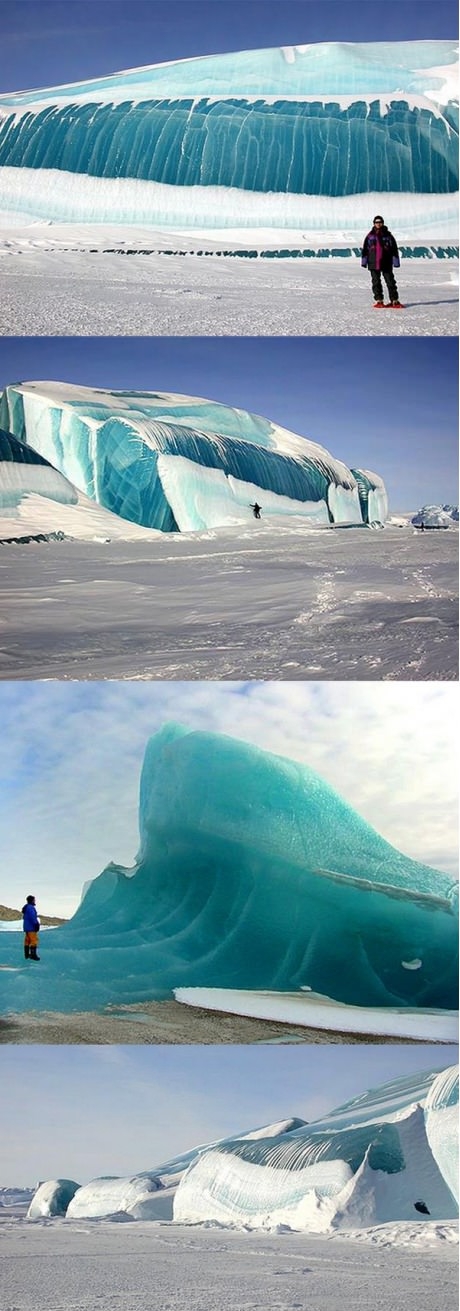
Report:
0,338,457,508
0,681,457,916
0,1,457,94
1,1043,456,1185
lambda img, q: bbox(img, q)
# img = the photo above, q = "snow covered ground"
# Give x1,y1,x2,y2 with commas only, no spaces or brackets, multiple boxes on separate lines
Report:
0,228,457,336
0,522,457,680
0,1212,457,1311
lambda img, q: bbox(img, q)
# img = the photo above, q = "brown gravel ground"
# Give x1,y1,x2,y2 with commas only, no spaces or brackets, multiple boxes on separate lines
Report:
0,999,424,1045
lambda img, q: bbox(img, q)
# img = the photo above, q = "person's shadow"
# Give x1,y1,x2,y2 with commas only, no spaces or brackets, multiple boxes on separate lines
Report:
402,296,458,308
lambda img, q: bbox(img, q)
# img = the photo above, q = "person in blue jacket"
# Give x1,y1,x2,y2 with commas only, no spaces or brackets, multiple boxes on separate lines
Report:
361,216,402,308
22,895,41,961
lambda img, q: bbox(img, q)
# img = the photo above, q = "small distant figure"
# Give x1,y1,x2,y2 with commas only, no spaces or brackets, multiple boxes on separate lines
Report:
420,520,425,532
22,894,40,961
250,502,262,520
414,1200,430,1215
361,216,402,309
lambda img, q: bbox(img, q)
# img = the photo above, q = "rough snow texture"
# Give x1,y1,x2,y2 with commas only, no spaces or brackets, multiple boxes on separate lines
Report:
175,987,458,1042
2,1217,457,1311
0,42,457,235
0,240,457,339
0,381,386,533
0,524,457,681
0,724,457,1014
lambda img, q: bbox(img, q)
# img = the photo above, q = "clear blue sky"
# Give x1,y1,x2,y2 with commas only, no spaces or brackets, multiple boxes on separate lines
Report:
0,337,457,508
0,1,457,94
1,1044,456,1186
0,682,457,917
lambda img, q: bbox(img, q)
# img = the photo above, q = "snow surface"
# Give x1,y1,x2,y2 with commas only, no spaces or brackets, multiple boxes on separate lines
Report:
0,235,456,336
0,521,457,680
175,989,458,1042
1,1216,457,1311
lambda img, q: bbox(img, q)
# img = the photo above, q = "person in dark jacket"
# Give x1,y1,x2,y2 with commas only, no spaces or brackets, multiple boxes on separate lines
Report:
361,216,402,308
22,895,40,961
250,502,262,519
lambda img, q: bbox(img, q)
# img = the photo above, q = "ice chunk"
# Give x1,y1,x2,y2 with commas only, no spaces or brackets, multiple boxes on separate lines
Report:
0,724,456,1015
424,1066,459,1205
0,380,385,532
27,1179,80,1218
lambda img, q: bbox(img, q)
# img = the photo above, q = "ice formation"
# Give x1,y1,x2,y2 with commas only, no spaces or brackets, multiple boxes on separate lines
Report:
0,724,457,1015
27,1067,459,1231
27,1179,80,1219
0,42,457,238
175,1066,459,1230
0,380,388,533
412,505,458,528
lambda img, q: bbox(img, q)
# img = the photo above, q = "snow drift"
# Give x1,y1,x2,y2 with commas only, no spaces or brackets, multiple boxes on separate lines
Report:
0,723,457,1015
0,380,388,534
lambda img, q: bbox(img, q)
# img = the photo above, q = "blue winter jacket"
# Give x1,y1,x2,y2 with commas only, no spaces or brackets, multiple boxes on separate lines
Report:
22,903,40,932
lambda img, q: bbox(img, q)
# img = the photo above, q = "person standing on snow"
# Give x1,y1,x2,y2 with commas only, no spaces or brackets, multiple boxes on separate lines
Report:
361,216,402,308
250,502,262,519
22,894,41,961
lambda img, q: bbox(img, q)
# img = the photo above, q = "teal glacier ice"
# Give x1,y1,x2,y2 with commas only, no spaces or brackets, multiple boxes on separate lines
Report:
28,1180,80,1219
0,724,457,1015
27,1067,459,1230
0,42,457,235
0,425,77,509
0,381,388,531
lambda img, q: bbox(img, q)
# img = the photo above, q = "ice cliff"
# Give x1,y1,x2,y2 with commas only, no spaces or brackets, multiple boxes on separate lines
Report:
0,381,388,532
26,1066,458,1230
0,724,457,1014
0,42,457,235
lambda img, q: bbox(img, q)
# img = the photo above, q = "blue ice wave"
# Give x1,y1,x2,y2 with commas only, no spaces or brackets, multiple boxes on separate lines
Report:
0,724,457,1015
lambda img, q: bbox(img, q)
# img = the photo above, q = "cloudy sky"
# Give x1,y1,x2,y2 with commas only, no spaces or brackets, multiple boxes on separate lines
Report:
1,1042,456,1187
0,681,457,917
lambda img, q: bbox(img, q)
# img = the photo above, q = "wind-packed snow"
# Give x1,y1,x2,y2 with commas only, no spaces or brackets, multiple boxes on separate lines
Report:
0,231,457,337
0,520,457,680
0,723,457,1018
1,1216,457,1311
0,380,380,534
0,42,457,236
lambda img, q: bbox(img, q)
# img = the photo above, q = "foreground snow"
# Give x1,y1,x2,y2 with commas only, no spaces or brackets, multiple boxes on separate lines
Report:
0,522,457,680
0,234,457,336
0,1214,457,1311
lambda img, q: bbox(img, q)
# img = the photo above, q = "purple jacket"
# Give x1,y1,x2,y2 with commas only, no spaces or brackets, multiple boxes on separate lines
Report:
361,226,400,271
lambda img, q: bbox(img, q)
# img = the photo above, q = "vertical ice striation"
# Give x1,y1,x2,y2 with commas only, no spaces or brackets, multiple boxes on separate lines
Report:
424,1066,459,1205
0,42,457,231
0,380,389,532
174,1066,459,1230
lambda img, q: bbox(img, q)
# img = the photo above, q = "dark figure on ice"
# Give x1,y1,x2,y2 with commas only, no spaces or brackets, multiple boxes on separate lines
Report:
414,1201,430,1215
420,521,425,532
22,894,40,961
361,216,402,308
250,502,262,519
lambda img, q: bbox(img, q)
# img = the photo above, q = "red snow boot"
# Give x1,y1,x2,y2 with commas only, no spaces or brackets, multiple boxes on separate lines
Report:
373,301,385,308
388,301,404,308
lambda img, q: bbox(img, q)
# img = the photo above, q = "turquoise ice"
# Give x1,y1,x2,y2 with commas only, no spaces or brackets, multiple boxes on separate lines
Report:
0,381,387,530
0,42,457,228
0,724,457,1014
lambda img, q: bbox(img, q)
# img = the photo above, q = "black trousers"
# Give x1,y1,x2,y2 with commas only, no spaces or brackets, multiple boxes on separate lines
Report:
371,267,399,302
